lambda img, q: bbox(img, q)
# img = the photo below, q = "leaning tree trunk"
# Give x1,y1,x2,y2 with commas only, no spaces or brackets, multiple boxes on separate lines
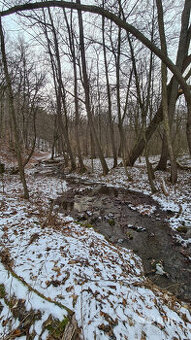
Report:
156,0,177,184
0,16,29,199
127,0,191,166
157,0,191,168
126,76,180,166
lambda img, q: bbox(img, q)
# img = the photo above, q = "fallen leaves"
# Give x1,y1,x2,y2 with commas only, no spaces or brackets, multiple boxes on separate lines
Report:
0,248,13,269
46,279,61,287
11,328,23,337
28,232,40,245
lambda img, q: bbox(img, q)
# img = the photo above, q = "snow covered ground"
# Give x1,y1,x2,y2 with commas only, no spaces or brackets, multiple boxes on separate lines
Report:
0,153,191,339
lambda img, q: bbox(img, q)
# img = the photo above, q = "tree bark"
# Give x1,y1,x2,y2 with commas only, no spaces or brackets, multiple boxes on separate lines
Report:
128,28,157,192
102,16,118,168
156,0,177,184
0,15,29,199
47,8,76,171
157,0,191,169
77,0,109,175
63,8,86,172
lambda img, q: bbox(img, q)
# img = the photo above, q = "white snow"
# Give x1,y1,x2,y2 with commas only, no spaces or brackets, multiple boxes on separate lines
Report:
0,154,191,339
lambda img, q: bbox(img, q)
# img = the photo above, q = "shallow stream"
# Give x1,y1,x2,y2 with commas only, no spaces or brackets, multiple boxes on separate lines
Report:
55,175,191,303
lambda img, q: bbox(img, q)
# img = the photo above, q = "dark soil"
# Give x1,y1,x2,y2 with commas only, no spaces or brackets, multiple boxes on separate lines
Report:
54,175,191,303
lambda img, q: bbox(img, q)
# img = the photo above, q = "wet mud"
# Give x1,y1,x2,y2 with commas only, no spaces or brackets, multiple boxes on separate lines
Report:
54,176,191,303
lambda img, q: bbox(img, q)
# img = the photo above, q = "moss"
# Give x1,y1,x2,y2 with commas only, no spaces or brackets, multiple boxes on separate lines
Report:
176,226,188,233
59,317,70,330
80,222,94,229
125,232,133,240
0,284,6,298
46,316,69,338
108,219,115,226
7,297,15,309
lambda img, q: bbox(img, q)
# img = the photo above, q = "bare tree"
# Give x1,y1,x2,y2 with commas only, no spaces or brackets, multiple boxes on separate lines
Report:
157,0,191,170
102,15,118,167
1,0,191,168
0,16,29,198
77,0,109,175
156,0,177,184
63,8,86,172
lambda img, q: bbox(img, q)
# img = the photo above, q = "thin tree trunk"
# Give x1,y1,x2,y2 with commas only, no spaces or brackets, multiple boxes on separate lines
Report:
51,116,58,160
128,31,157,192
63,8,86,172
156,0,177,184
23,107,37,167
47,8,76,171
102,16,117,168
77,0,109,175
114,21,132,180
0,16,29,199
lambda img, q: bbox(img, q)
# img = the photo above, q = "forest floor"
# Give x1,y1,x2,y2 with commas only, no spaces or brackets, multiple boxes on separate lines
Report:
0,147,191,340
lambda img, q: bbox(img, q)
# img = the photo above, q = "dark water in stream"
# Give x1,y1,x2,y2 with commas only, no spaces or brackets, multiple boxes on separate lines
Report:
54,176,191,303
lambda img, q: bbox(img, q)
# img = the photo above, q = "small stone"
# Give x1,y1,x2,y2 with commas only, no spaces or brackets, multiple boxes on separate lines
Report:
108,213,114,218
86,210,93,217
117,238,124,244
110,236,117,242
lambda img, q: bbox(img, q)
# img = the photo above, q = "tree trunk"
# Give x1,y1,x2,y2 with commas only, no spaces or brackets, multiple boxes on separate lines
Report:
63,9,86,172
0,16,29,199
47,8,76,171
77,0,109,175
155,134,168,170
127,27,157,192
102,16,118,168
156,0,177,184
126,76,178,166
157,0,191,168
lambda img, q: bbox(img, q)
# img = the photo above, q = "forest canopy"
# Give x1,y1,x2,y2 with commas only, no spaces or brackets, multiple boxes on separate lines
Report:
0,0,190,197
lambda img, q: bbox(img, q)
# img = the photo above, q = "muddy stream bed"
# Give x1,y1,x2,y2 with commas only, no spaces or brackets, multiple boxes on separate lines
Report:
52,174,191,303
35,161,191,303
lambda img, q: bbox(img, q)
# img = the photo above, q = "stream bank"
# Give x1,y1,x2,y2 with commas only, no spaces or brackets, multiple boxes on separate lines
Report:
54,175,191,303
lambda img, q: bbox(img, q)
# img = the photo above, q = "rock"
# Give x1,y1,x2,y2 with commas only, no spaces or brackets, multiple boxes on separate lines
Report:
166,209,174,216
86,210,93,217
110,236,117,242
108,213,114,218
74,197,94,212
117,238,124,244
152,260,169,278
127,224,146,232
90,214,100,223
